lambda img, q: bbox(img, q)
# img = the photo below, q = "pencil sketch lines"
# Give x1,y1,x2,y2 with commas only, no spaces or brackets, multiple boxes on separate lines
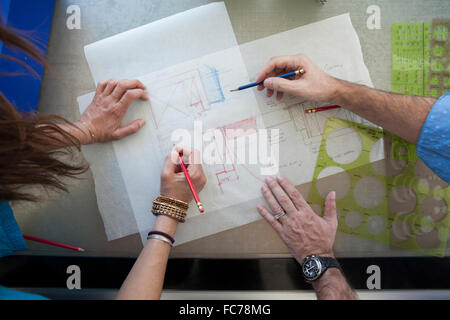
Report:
209,117,264,193
146,65,225,129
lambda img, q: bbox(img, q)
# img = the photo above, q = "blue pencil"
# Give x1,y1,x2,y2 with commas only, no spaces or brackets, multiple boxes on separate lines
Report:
230,69,305,92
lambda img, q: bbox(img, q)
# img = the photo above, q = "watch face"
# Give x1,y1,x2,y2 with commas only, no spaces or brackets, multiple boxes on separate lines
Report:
302,257,322,281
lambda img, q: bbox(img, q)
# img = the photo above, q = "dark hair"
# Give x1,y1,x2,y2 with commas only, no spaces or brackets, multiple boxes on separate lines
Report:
0,19,87,202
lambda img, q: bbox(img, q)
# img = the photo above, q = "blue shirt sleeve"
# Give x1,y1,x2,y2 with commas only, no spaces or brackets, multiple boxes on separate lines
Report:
416,91,450,183
0,201,28,258
0,286,48,300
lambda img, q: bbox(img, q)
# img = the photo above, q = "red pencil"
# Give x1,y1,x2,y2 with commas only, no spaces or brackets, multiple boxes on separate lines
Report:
305,105,341,114
23,235,87,252
178,153,204,213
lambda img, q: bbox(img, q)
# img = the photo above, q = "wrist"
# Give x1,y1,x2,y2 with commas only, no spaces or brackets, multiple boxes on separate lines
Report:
296,250,335,265
160,191,191,204
75,121,96,145
153,215,178,238
327,78,349,105
311,267,342,290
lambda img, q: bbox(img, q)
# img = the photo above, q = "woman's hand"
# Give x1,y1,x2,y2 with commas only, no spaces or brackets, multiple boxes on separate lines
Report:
255,54,340,102
160,146,207,204
78,79,149,144
257,175,338,264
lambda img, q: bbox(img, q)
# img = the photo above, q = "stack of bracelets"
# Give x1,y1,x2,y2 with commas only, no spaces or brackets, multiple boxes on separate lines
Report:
152,195,189,223
148,195,189,246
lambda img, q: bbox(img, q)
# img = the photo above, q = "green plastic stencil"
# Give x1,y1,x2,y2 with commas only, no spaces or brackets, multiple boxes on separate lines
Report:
307,117,450,257
392,21,449,98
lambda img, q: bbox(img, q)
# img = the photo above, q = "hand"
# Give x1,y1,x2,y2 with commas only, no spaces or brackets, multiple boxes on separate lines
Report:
256,175,338,264
78,79,149,144
255,54,340,102
160,146,207,204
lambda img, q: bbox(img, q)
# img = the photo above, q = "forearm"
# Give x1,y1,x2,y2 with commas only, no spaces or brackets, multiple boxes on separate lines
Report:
331,79,436,144
55,121,93,146
116,216,178,300
31,121,93,151
312,268,357,300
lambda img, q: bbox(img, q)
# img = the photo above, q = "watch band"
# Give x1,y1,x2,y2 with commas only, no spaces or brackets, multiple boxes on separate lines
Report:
301,255,342,282
320,257,341,271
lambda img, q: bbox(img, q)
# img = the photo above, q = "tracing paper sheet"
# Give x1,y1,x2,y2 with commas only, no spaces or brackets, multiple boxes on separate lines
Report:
79,2,240,240
79,6,380,244
173,13,380,245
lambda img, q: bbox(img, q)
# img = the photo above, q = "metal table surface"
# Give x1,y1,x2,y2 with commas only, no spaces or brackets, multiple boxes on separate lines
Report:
3,0,450,292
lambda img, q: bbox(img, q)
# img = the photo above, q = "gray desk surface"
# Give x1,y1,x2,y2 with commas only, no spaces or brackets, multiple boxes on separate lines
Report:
13,0,450,258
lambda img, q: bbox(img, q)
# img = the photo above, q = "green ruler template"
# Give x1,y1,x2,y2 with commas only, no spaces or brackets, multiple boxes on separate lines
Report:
307,118,450,257
392,20,449,98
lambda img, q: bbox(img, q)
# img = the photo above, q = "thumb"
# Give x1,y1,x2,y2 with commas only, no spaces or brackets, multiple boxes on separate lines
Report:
111,119,145,140
161,147,180,178
323,191,337,225
264,77,296,95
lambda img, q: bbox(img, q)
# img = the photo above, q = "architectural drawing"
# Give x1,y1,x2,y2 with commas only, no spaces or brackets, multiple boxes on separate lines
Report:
144,65,225,130
207,117,264,193
287,100,362,151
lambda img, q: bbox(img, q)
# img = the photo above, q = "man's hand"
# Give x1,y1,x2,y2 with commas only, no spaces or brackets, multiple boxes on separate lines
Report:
78,79,149,143
256,175,337,264
255,54,340,102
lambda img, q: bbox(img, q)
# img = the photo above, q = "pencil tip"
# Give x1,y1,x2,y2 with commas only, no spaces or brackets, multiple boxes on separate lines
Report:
230,89,238,92
78,248,87,252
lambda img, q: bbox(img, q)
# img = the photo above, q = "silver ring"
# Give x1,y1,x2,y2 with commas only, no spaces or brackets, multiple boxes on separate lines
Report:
274,211,287,220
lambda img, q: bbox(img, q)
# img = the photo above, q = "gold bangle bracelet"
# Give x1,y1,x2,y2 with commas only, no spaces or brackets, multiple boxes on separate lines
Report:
153,201,188,214
153,210,186,223
156,196,189,210
152,195,189,223
152,206,187,217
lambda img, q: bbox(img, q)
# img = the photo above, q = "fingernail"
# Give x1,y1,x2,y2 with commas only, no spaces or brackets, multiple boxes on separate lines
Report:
276,175,283,182
139,120,146,128
265,177,273,183
329,191,336,200
264,78,273,89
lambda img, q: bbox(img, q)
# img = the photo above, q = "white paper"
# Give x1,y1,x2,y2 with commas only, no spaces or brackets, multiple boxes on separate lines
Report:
240,13,377,186
173,14,381,245
78,2,240,240
81,9,381,245
77,93,140,240
85,2,237,84
140,46,268,211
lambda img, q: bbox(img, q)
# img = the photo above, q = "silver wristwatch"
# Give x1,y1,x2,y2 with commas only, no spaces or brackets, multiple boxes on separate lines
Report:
301,255,341,281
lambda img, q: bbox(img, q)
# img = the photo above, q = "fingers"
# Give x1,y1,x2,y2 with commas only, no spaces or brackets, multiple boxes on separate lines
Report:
260,185,288,224
323,191,338,226
257,205,283,233
111,119,146,140
264,177,298,215
117,88,148,110
255,56,293,83
104,80,118,95
276,175,308,210
96,79,110,94
162,149,179,179
276,91,284,101
263,77,297,96
111,79,146,100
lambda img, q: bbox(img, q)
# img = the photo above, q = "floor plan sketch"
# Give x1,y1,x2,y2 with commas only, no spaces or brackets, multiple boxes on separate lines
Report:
131,46,266,219
205,117,266,194
288,100,363,153
144,65,225,131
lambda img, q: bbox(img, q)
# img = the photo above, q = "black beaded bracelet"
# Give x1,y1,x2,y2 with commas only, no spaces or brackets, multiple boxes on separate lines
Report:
147,231,175,244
